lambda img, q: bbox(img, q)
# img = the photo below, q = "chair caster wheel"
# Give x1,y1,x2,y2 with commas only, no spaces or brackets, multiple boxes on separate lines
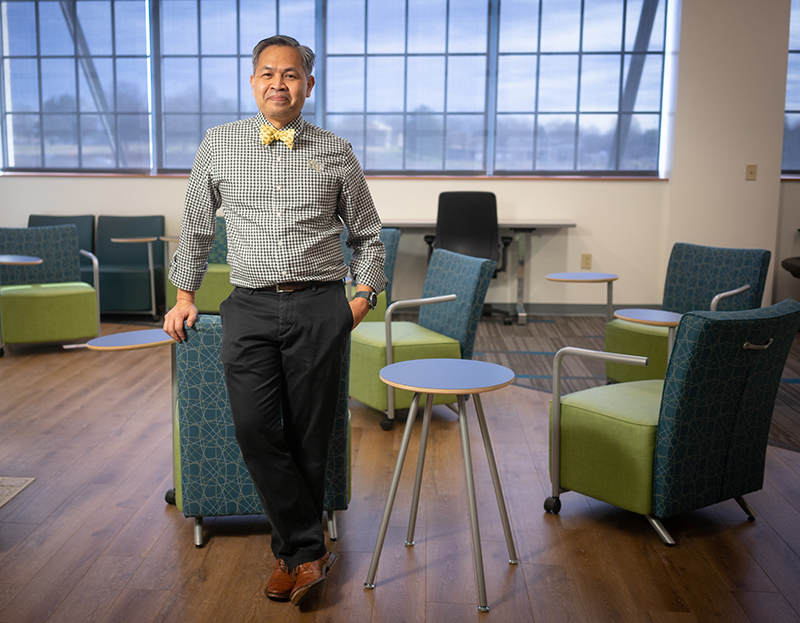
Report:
165,488,176,505
380,417,393,431
544,496,561,514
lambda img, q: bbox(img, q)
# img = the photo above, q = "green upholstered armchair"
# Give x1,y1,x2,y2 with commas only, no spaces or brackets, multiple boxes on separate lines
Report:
548,299,800,545
0,225,99,356
169,314,351,547
27,215,96,286
350,249,496,430
605,242,771,383
96,215,165,319
166,216,233,313
341,227,401,322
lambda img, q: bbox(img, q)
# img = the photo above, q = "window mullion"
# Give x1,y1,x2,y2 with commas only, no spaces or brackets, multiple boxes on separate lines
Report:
485,0,500,176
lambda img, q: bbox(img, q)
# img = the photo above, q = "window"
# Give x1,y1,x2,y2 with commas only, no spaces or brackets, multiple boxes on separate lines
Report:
0,0,670,176
784,0,800,173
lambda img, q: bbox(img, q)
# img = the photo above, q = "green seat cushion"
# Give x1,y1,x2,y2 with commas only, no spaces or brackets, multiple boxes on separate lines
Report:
350,321,461,410
167,264,234,314
551,379,663,515
1,282,97,344
605,319,669,383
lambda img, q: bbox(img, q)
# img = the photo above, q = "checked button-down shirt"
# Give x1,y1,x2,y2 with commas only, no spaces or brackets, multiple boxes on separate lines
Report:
169,112,387,294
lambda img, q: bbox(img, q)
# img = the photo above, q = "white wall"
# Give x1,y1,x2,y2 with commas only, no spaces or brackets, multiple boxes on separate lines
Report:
0,0,795,311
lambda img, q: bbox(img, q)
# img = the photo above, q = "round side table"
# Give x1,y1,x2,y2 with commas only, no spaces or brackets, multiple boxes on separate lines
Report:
546,272,619,321
614,308,683,362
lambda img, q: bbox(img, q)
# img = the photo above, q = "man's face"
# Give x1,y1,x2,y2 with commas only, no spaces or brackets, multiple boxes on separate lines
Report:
250,45,315,129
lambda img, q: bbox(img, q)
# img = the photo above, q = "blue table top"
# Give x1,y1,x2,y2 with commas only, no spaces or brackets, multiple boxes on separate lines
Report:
614,308,682,327
0,254,43,265
380,359,515,395
546,272,618,282
87,329,173,351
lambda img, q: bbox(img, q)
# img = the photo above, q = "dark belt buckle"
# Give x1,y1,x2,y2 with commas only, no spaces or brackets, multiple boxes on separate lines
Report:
275,282,303,293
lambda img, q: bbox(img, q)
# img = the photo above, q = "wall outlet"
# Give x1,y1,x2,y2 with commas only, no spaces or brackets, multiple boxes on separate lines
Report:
581,253,592,269
745,163,757,181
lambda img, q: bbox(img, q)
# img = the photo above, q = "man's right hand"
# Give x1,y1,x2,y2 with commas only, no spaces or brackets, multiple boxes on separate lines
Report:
163,291,198,342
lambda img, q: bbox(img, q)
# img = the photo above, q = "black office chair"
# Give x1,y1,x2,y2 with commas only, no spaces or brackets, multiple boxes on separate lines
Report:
424,191,513,324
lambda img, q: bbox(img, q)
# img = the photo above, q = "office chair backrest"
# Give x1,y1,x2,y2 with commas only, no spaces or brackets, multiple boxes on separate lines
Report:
662,243,771,313
340,227,401,302
435,191,500,264
0,225,81,285
96,215,165,266
28,214,95,266
652,299,800,519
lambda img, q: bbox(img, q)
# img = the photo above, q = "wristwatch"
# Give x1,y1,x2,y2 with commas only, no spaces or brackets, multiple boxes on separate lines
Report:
353,290,378,310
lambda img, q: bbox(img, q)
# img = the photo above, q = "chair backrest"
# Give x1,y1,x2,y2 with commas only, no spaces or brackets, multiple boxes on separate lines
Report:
662,243,771,313
96,215,165,266
175,314,350,517
207,216,228,265
418,248,496,360
653,299,800,518
434,191,500,264
27,214,95,270
340,227,401,302
0,225,81,285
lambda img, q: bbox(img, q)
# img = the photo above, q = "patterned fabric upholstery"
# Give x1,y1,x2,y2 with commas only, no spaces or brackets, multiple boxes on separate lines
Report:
653,299,800,518
340,227,401,322
175,314,351,518
206,216,228,265
27,215,96,285
0,225,81,285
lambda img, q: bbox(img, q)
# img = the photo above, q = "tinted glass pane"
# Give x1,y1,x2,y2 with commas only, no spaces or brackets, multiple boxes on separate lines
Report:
497,55,537,112
367,57,404,113
43,113,78,167
327,57,365,113
787,55,800,109
499,0,539,53
6,59,40,112
164,114,200,168
42,58,77,111
7,114,41,167
538,55,578,112
406,56,445,113
201,0,236,54
619,113,658,169
80,114,115,167
163,57,199,112
406,114,443,169
115,1,147,55
367,0,406,54
77,1,112,55
79,58,113,112
446,114,483,170
279,0,314,47
783,114,800,170
583,0,623,51
328,0,365,54
240,57,259,114
449,0,488,54
623,54,662,111
408,0,446,54
366,114,403,170
580,55,620,111
540,0,580,52
202,57,238,113
202,114,237,134
326,115,365,163
536,114,576,170
40,1,74,55
239,0,277,55
162,0,198,55
447,56,485,112
625,0,665,52
577,114,616,169
495,114,534,171
792,1,800,50
116,58,148,112
119,113,150,168
4,2,37,56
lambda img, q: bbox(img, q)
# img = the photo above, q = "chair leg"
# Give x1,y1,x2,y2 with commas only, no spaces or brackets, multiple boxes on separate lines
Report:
645,514,675,546
735,496,757,520
327,510,338,541
193,517,204,548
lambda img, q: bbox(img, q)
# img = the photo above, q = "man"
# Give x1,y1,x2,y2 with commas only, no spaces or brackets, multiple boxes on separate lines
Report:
163,35,386,606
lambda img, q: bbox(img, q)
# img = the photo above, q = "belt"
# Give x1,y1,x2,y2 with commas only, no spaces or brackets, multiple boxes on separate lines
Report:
257,281,326,293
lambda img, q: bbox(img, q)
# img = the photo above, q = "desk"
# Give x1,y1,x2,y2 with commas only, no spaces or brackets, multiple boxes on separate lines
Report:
364,358,518,612
382,220,576,325
614,308,682,362
111,237,159,319
546,272,618,321
0,255,44,356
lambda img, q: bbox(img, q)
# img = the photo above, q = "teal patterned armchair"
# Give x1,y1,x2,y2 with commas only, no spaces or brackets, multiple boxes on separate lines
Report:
170,314,351,547
27,215,96,286
341,227,401,321
606,242,771,383
0,225,99,356
350,249,496,430
548,300,800,545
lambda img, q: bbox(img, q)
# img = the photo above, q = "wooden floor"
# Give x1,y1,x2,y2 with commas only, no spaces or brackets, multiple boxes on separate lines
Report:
1,318,800,622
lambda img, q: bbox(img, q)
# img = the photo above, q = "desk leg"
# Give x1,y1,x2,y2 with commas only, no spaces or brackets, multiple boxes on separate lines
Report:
515,231,528,325
365,392,422,589
606,281,614,322
406,394,433,546
667,327,676,363
457,395,489,612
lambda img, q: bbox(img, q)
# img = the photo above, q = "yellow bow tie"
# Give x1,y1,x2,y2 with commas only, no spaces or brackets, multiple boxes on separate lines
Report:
260,124,295,149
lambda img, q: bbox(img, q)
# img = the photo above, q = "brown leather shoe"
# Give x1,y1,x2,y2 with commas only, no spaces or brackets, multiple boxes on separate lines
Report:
265,558,294,601
289,552,338,606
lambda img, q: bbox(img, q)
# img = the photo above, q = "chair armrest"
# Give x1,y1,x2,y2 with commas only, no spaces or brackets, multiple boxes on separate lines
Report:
710,284,751,311
80,249,101,337
385,294,457,367
550,347,648,498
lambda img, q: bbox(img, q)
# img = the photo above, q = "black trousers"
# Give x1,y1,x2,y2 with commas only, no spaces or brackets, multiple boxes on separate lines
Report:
219,281,352,568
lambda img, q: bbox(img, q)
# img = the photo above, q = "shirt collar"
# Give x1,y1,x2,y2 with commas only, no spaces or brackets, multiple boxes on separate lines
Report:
256,112,305,136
